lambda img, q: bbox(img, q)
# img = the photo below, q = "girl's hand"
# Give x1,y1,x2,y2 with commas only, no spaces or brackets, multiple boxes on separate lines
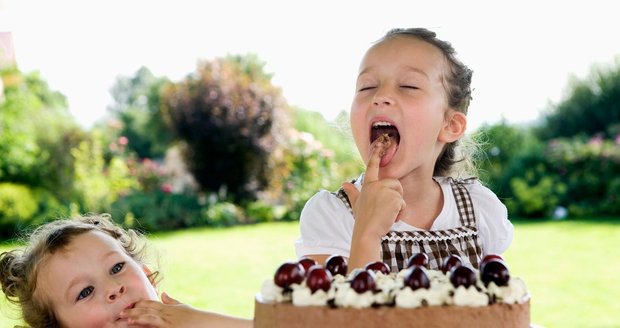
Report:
121,292,252,328
342,140,406,271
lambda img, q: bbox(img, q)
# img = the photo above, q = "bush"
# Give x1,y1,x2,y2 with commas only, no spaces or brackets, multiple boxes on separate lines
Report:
268,129,338,221
545,136,620,217
476,121,540,193
30,189,71,226
109,191,203,232
203,201,245,227
293,108,361,183
491,134,620,218
71,132,141,213
245,199,284,224
507,174,566,217
0,183,38,238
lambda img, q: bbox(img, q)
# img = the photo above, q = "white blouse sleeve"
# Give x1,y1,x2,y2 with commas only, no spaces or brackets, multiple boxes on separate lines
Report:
294,190,354,259
468,181,514,256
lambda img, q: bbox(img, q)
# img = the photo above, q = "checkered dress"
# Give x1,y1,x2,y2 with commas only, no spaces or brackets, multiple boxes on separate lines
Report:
334,177,483,272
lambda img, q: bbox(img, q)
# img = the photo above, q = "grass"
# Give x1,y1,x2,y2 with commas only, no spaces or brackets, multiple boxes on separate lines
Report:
1,218,619,327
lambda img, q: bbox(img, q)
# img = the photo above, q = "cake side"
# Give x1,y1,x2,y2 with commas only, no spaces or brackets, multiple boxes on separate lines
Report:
255,296,530,328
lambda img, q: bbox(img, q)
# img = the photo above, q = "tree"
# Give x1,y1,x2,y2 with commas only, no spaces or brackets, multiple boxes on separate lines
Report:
536,57,620,140
107,66,173,159
0,66,80,195
162,54,289,201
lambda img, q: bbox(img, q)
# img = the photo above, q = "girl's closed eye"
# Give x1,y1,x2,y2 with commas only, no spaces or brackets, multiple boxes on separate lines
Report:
358,86,376,92
77,286,94,301
400,85,419,90
111,262,125,274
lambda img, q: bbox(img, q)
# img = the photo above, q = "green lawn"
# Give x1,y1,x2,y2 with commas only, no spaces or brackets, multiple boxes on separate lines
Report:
1,219,619,327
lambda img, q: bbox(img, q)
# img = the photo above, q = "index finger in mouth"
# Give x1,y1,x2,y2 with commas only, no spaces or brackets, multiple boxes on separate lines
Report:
364,136,389,184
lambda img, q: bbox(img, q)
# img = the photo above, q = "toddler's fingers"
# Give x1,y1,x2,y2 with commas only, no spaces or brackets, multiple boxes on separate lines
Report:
126,313,167,327
121,305,160,318
161,292,181,305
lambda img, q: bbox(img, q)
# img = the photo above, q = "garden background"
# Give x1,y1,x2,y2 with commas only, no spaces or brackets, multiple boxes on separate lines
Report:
2,38,620,327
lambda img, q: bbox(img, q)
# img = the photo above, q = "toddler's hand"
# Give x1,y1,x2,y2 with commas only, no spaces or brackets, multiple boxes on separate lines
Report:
121,292,197,328
121,292,252,328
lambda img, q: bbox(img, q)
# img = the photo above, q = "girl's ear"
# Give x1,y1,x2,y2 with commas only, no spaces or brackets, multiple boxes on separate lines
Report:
142,265,157,289
439,110,467,143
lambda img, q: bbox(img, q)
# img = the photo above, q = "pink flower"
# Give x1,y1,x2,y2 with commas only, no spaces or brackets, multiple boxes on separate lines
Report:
588,134,603,146
118,136,129,145
161,183,173,193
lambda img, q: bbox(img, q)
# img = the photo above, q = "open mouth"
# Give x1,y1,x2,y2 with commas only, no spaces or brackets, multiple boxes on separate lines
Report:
370,121,400,145
370,121,400,167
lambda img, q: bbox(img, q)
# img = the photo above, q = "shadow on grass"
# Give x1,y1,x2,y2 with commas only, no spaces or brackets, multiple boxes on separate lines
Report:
510,216,620,226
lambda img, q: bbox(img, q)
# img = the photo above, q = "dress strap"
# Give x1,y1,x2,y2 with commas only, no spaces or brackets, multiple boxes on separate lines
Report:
333,179,355,215
447,177,478,227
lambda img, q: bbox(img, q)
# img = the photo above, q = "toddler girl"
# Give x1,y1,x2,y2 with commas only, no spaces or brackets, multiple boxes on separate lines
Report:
0,214,251,327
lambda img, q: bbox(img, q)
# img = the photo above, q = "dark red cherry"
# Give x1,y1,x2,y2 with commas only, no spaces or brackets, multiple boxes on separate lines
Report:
482,254,504,262
403,265,431,290
364,261,390,275
306,265,332,293
442,254,463,274
479,254,504,271
449,265,477,288
298,257,318,273
325,255,348,276
480,260,510,287
274,262,305,288
406,253,429,269
350,270,376,294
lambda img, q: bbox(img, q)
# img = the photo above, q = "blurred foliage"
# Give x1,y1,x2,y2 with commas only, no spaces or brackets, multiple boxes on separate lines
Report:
536,56,620,140
107,66,173,159
475,58,620,219
71,131,139,213
477,121,620,218
0,183,37,237
109,191,204,232
0,67,81,235
267,129,338,221
204,201,245,227
293,109,361,184
477,120,537,193
162,54,289,202
544,137,620,216
0,66,78,187
3,52,620,239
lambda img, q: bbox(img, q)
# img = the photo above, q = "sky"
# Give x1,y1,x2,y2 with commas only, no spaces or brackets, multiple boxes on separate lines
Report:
1,0,620,132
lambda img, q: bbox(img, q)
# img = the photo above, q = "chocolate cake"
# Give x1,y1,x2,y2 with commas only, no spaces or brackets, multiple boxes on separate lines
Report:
254,254,530,328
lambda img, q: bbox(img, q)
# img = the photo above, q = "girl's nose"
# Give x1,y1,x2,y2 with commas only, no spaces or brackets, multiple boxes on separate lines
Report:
373,97,393,106
108,285,126,302
372,87,395,106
